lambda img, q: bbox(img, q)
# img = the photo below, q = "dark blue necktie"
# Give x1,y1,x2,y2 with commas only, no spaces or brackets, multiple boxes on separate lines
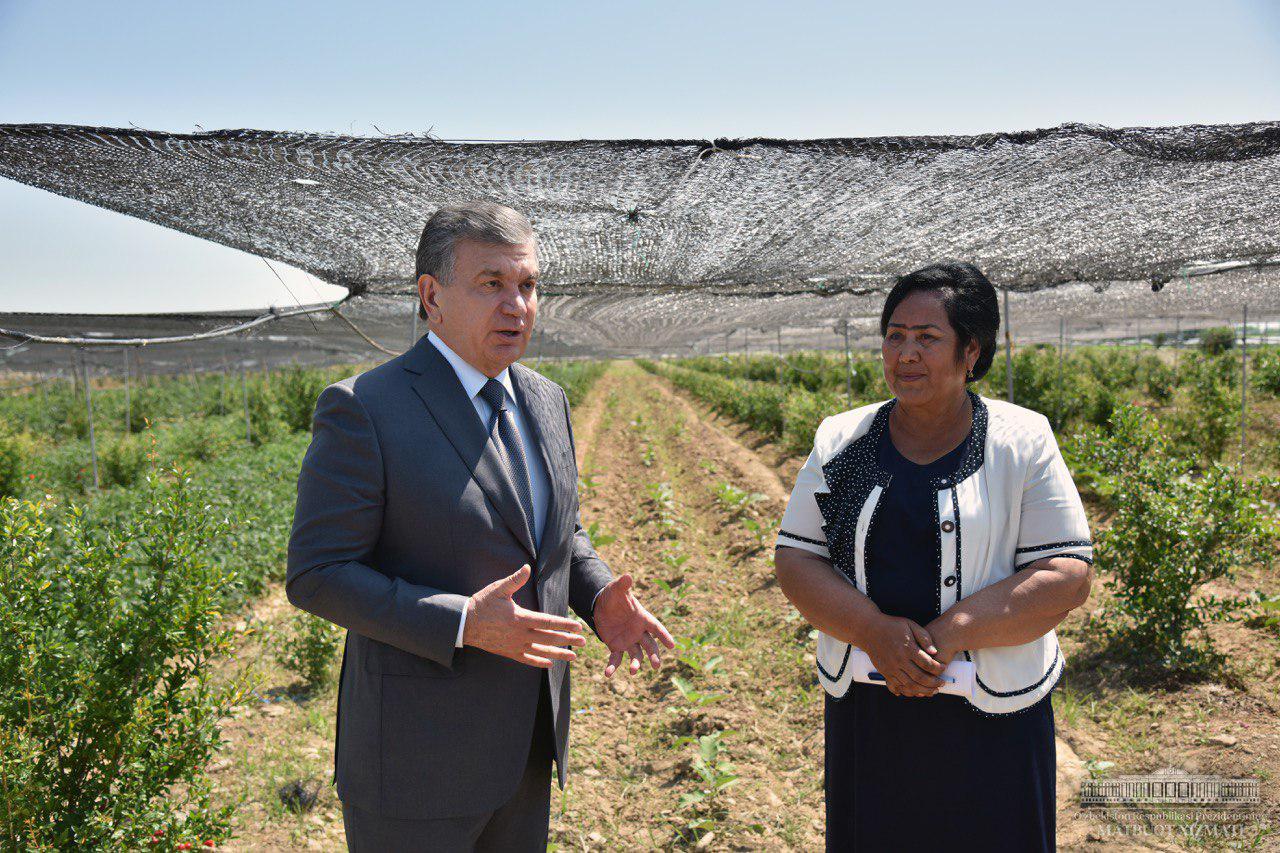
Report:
478,378,536,547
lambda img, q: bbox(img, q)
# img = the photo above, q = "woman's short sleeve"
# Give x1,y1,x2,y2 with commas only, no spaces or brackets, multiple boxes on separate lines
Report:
776,444,831,559
1014,425,1092,570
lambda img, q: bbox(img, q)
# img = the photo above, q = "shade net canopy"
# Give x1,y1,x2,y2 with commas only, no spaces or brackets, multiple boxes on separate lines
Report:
2,120,1279,367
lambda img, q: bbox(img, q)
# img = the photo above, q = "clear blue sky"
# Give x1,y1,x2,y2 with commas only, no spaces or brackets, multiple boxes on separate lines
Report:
2,0,1278,314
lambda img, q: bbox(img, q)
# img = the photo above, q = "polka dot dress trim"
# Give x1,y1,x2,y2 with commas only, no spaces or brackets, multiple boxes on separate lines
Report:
951,485,963,602
1015,553,1094,572
1015,539,1093,554
817,392,988,597
778,530,827,547
966,643,1062,698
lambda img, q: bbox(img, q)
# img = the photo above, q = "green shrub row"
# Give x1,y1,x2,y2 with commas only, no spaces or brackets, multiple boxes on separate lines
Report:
638,359,847,456
0,477,247,848
532,359,609,408
673,353,883,396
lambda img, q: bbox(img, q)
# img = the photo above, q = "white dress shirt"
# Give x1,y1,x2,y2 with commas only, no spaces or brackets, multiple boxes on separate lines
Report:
426,331,552,648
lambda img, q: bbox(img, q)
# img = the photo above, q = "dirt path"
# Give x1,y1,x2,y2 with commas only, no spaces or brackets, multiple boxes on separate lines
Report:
553,361,825,849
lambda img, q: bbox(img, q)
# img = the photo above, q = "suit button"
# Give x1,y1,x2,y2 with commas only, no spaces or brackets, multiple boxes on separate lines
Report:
941,520,955,533
944,575,957,587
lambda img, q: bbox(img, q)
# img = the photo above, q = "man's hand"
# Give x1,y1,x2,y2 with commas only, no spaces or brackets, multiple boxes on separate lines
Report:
861,613,946,697
592,573,676,677
463,565,586,668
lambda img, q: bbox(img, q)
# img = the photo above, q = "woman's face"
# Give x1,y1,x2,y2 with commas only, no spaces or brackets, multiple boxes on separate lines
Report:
881,290,978,407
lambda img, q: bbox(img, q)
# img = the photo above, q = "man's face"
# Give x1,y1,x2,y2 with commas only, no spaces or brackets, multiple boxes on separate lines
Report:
419,238,539,378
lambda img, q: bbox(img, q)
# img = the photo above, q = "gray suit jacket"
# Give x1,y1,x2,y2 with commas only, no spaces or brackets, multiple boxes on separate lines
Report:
286,335,612,820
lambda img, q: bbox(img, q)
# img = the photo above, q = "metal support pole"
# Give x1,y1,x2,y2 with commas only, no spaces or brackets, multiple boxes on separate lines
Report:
776,327,785,390
241,345,253,444
123,347,131,432
1241,304,1248,474
220,348,231,411
1003,289,1014,404
1056,316,1065,430
843,321,853,408
1174,315,1182,377
79,350,99,490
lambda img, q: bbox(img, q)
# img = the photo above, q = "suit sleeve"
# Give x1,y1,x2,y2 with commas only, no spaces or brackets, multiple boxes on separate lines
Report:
561,387,613,634
776,440,831,559
1013,419,1093,571
286,382,468,668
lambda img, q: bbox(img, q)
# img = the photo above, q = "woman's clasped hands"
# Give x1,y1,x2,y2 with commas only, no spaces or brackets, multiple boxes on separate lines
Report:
861,614,959,698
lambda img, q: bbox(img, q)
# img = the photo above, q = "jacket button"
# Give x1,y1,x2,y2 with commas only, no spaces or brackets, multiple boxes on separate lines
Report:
941,520,955,533
944,575,957,587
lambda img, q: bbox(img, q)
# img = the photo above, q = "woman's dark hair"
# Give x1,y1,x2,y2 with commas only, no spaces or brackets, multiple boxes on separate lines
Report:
879,262,1000,382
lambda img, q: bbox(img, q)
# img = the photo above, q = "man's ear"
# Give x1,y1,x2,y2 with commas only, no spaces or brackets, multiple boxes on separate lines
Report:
418,273,440,322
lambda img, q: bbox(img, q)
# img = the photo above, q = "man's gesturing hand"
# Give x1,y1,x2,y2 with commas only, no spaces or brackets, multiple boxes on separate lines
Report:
593,573,676,677
462,565,586,668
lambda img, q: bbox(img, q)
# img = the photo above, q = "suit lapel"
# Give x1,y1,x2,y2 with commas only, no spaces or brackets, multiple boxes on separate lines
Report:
405,339,537,559
510,366,572,584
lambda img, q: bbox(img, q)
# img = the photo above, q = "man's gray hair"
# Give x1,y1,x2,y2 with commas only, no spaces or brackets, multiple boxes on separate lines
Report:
414,201,535,287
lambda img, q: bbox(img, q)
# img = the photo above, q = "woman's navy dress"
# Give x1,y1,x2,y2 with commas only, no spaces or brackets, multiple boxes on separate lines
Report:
824,425,1056,852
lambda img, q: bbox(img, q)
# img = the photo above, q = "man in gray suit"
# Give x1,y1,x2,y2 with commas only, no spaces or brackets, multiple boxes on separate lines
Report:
286,201,674,851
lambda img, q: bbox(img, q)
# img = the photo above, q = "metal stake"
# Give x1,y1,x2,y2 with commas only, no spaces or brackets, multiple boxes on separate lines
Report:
1241,304,1248,474
1174,315,1182,377
1004,288,1014,403
123,347,131,432
843,321,853,407
241,344,253,444
1056,316,1065,429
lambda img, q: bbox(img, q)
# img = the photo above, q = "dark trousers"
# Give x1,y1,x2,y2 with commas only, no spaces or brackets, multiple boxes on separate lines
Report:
342,681,555,852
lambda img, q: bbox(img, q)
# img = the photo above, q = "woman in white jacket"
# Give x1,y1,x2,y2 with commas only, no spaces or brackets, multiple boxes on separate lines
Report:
774,262,1094,852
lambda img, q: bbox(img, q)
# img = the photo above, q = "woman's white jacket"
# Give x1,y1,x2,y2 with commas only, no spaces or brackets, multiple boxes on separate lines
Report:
777,391,1093,715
